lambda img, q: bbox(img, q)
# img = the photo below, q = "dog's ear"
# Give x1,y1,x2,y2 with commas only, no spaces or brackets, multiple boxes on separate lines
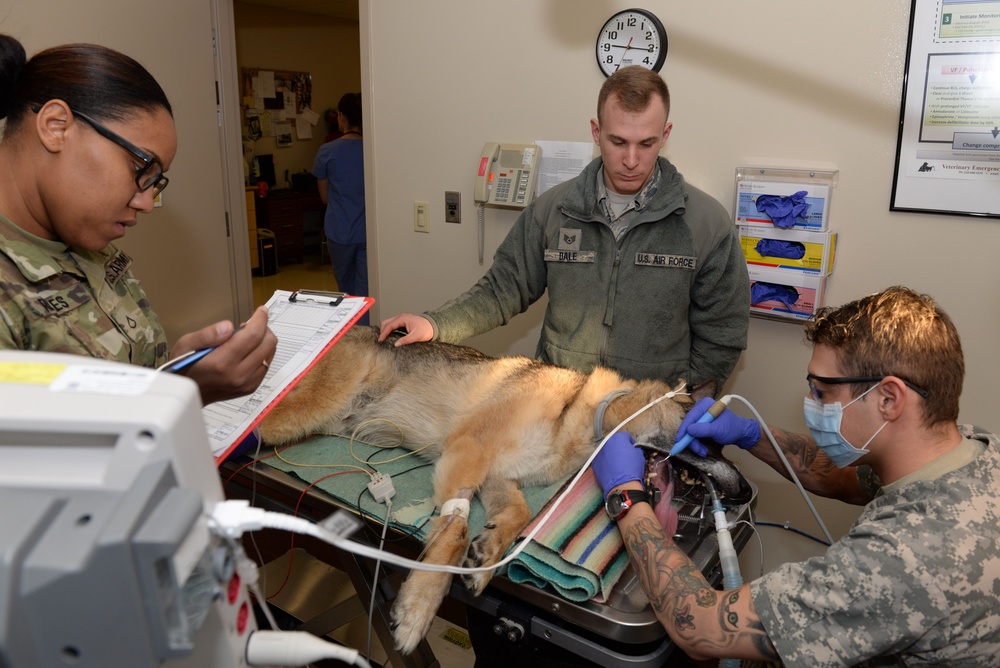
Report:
691,380,718,402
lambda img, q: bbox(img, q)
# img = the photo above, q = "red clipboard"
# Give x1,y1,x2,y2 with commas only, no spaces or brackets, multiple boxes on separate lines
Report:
209,291,373,465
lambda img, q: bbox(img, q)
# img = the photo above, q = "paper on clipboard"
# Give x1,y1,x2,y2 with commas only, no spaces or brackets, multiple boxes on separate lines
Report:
202,290,372,463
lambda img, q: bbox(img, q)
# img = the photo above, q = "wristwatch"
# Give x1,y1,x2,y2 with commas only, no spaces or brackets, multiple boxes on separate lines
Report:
605,489,651,521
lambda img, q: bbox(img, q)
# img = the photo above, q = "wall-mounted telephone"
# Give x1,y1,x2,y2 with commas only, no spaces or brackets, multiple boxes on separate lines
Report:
474,142,541,208
474,142,541,262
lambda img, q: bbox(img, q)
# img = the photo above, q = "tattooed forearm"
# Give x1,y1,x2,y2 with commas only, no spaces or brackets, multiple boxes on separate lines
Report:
620,514,779,662
624,516,711,616
779,429,823,473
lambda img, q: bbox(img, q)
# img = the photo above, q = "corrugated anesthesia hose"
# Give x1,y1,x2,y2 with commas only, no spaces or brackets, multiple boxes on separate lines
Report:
703,473,743,668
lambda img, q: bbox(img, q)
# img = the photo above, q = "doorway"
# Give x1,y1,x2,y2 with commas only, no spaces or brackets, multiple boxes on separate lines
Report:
212,0,364,313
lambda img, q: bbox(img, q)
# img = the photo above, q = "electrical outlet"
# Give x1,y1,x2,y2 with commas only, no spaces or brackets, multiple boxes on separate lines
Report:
414,200,430,233
445,191,461,223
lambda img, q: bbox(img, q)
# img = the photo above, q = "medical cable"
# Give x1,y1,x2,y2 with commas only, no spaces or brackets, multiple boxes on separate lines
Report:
725,394,834,545
755,521,830,546
366,499,392,663
702,473,743,668
210,386,688,576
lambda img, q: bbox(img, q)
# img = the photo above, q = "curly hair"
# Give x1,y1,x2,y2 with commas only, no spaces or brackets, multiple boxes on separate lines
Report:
805,286,963,426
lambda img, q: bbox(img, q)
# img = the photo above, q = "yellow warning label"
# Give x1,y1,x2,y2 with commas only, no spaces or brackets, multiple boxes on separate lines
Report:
439,627,472,650
0,362,66,385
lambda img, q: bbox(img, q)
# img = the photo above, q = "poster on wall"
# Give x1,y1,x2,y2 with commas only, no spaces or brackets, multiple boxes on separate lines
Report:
891,0,1000,217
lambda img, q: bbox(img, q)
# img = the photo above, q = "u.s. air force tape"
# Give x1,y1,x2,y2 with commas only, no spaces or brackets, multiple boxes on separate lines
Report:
634,252,696,269
441,498,470,519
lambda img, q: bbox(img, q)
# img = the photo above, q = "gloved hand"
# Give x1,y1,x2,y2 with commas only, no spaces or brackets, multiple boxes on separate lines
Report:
592,431,645,501
674,397,761,457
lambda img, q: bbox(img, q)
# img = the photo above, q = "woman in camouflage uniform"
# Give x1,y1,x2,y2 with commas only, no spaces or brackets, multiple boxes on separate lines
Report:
0,34,275,405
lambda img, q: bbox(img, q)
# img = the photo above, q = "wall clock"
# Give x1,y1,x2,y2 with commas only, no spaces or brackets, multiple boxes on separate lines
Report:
595,8,667,77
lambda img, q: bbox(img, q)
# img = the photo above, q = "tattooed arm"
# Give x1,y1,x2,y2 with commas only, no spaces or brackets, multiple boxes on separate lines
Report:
613,481,779,662
749,425,877,505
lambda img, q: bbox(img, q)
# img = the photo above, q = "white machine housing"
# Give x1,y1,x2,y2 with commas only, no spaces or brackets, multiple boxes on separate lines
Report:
0,351,255,667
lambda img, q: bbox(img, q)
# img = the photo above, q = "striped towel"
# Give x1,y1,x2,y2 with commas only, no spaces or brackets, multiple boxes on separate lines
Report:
507,469,628,602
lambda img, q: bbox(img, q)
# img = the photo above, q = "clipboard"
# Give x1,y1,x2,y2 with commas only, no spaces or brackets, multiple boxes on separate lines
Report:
202,289,373,464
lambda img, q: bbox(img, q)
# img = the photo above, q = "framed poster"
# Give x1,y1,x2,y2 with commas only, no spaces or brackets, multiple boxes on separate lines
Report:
891,0,1000,217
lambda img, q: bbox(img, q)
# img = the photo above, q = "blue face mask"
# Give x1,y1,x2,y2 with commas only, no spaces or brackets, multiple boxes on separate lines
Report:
802,384,887,467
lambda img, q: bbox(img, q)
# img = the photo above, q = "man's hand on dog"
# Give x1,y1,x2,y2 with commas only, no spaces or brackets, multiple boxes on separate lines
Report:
378,313,434,346
675,397,762,456
593,432,646,500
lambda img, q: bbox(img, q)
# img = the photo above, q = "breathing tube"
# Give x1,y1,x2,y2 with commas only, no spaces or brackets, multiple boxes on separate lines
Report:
701,473,743,668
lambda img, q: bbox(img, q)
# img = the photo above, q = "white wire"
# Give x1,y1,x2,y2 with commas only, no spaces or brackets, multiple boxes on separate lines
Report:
366,499,392,661
725,394,834,545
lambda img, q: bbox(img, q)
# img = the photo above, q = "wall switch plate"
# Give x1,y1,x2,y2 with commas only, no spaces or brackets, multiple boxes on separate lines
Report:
414,200,430,233
445,191,461,223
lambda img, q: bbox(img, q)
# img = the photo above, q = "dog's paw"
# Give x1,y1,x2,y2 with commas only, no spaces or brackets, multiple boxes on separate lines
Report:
390,570,451,654
460,531,500,594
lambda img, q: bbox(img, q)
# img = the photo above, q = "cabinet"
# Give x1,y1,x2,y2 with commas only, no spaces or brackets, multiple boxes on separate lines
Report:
254,190,324,265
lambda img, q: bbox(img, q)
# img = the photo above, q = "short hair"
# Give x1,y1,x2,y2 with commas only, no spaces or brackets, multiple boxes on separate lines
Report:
597,65,670,124
805,286,964,426
0,34,172,132
338,92,362,129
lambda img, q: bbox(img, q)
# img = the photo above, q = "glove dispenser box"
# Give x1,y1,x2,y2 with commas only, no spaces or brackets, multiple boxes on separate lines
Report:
739,224,837,275
747,265,826,321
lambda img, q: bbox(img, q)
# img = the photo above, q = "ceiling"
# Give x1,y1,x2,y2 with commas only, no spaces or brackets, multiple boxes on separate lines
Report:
237,0,359,21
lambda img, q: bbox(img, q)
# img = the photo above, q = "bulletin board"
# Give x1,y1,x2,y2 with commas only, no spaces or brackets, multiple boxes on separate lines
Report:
891,0,1000,217
241,67,317,145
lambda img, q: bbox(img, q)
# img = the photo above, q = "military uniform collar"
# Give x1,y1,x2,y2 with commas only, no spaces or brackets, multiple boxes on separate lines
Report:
596,163,661,220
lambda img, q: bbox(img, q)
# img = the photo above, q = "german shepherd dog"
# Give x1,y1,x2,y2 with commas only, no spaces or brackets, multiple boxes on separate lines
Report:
258,325,749,653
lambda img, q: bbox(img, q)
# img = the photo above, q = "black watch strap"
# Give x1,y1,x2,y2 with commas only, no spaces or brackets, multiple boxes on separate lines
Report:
605,489,650,521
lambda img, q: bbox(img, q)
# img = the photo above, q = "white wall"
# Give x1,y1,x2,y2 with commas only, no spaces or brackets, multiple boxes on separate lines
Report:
362,0,1000,570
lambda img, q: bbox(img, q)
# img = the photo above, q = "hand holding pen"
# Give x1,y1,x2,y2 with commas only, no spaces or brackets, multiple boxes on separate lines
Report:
163,305,277,405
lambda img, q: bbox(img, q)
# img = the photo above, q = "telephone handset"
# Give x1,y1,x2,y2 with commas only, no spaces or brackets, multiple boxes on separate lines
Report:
475,142,541,262
474,142,540,207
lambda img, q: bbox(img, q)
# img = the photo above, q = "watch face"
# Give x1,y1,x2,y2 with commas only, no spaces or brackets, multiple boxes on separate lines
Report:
596,9,667,77
606,493,626,518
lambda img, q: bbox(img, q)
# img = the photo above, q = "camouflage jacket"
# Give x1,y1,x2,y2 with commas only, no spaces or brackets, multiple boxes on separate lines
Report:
751,425,1000,667
0,215,169,367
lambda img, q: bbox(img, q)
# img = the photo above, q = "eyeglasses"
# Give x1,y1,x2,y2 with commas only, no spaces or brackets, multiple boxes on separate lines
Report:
806,373,930,401
33,105,169,197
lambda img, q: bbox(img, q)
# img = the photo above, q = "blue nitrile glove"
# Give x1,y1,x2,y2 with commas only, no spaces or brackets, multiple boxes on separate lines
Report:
755,238,806,260
750,281,800,310
592,431,646,501
674,397,762,457
754,190,810,229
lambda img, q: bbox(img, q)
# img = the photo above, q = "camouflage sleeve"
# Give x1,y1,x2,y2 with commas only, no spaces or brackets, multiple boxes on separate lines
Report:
751,522,946,667
0,306,17,349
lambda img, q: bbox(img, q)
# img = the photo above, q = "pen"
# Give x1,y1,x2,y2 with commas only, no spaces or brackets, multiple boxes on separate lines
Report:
669,397,730,456
161,326,244,374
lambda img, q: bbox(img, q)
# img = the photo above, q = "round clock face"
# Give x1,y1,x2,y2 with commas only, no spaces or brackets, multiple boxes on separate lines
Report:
596,9,667,77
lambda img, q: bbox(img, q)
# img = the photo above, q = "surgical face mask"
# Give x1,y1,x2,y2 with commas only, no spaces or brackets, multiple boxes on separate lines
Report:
802,384,887,467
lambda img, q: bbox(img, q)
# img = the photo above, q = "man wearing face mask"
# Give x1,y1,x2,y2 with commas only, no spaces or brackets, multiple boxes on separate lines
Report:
592,285,1000,666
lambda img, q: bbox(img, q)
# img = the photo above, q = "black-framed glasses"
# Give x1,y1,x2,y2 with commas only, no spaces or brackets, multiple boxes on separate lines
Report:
33,105,169,196
806,373,930,401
